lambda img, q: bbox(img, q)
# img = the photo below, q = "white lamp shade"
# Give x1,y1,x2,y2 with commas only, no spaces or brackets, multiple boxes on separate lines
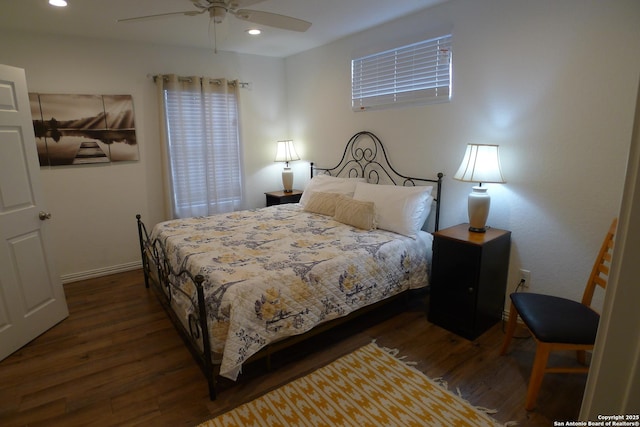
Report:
454,144,505,232
453,144,506,184
274,140,300,164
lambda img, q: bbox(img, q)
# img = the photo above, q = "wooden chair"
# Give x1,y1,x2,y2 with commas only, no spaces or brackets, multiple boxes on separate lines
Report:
500,218,617,411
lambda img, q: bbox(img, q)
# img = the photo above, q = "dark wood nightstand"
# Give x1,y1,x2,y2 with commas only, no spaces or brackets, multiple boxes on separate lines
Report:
265,189,303,206
428,224,511,340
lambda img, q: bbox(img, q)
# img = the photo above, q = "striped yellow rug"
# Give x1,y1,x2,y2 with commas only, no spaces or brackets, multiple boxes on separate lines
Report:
198,342,501,427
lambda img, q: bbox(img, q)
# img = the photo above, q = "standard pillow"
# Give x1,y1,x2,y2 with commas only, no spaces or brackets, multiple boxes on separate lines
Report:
333,195,376,230
299,175,366,207
303,191,339,216
353,182,433,238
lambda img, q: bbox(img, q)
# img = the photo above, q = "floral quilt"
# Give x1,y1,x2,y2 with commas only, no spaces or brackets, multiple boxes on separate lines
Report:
150,204,432,380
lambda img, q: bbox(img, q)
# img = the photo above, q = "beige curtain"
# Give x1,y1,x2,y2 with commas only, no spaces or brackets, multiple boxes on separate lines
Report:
155,74,243,219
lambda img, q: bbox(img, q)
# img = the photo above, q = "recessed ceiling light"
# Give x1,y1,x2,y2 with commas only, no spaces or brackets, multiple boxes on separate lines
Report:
49,0,68,6
246,29,261,36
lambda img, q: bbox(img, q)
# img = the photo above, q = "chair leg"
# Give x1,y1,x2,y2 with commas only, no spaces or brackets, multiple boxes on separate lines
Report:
500,303,519,355
525,342,551,411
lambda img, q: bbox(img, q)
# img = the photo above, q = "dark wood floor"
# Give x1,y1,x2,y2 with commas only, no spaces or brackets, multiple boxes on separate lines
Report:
0,269,588,426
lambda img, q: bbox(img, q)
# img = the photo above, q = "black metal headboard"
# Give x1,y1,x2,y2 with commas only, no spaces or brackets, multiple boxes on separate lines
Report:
310,131,444,232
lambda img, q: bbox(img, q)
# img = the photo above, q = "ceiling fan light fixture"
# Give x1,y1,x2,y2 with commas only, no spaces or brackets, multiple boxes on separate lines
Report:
246,28,261,35
49,0,68,7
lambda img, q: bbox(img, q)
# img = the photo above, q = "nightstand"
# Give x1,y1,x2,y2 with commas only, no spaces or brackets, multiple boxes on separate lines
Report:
265,189,303,206
428,223,511,340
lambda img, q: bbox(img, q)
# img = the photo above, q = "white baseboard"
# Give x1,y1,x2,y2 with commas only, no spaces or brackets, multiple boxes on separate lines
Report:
60,261,142,284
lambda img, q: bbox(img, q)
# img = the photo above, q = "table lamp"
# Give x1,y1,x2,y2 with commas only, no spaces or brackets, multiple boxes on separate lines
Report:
453,144,506,232
274,140,300,193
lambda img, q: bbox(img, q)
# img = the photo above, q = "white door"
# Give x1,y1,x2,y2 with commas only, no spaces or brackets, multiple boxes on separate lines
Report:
0,64,68,361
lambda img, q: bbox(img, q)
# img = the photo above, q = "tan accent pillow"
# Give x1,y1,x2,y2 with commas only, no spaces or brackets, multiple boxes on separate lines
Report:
303,191,339,216
334,195,376,230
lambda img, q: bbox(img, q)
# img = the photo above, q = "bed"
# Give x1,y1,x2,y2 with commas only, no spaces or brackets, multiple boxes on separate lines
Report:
136,131,443,399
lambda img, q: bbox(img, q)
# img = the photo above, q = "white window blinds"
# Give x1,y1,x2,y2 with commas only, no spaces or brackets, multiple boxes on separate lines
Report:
159,76,244,218
351,34,452,111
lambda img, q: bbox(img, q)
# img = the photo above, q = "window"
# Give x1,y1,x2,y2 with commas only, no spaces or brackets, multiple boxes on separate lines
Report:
351,34,452,111
157,76,244,218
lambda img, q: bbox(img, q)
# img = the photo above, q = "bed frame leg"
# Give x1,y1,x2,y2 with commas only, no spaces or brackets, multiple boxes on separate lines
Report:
207,377,216,400
136,214,150,289
194,274,217,400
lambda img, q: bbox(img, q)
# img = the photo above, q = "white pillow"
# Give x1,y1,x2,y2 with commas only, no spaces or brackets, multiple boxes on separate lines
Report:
299,175,366,207
353,182,433,238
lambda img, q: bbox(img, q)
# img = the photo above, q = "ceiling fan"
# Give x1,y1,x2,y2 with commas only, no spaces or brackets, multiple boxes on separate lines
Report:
117,0,312,33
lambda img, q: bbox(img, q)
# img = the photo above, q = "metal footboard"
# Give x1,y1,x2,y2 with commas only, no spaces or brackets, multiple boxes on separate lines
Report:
136,214,216,399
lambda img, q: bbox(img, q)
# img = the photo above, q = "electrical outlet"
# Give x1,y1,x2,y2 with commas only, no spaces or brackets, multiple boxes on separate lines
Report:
519,269,531,287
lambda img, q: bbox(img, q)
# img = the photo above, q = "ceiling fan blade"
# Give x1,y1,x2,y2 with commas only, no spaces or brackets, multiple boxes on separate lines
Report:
117,10,205,23
233,9,311,32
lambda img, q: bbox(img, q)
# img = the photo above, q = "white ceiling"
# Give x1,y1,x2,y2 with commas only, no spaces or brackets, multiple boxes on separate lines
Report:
0,0,447,58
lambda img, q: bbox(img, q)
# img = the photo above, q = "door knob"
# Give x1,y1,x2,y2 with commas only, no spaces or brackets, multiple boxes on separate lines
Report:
39,211,52,220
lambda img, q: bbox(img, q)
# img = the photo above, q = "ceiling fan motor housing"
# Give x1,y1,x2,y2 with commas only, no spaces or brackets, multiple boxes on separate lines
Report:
209,6,227,23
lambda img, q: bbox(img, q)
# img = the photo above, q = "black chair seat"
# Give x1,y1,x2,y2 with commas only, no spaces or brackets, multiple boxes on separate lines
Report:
511,293,600,344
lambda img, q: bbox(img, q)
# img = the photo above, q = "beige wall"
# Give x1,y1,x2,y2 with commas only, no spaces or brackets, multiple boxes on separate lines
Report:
582,74,640,418
284,0,640,302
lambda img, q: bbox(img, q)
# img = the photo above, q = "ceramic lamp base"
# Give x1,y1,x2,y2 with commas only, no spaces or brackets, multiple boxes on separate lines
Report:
468,186,490,232
282,167,294,193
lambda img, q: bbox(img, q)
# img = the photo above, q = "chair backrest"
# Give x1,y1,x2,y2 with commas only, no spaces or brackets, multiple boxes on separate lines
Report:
581,218,617,307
